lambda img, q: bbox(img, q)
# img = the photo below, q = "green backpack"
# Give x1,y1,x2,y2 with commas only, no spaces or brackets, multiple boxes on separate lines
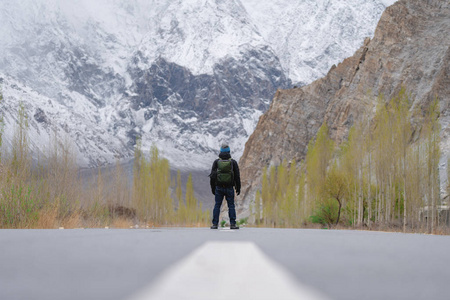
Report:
217,159,234,185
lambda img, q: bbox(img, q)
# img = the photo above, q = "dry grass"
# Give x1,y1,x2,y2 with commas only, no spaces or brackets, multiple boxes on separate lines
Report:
34,206,82,229
111,217,133,229
35,206,59,229
60,210,82,229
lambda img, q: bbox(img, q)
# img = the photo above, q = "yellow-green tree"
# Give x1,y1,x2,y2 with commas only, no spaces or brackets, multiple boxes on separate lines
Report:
11,102,30,179
133,144,173,224
254,189,261,225
305,123,334,222
324,162,348,226
175,173,210,226
283,160,299,227
424,98,440,233
176,170,183,209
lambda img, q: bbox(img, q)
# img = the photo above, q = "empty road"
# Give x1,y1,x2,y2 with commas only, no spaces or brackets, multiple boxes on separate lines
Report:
1,228,449,300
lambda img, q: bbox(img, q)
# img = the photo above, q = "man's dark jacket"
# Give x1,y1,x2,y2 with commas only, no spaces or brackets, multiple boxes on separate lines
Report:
210,152,241,195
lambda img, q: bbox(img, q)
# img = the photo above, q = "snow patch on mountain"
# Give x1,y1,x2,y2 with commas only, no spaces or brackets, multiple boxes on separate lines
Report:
241,0,398,85
0,74,126,166
137,0,265,76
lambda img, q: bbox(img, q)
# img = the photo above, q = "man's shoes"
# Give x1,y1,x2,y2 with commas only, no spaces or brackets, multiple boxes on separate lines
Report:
230,224,239,230
210,224,218,229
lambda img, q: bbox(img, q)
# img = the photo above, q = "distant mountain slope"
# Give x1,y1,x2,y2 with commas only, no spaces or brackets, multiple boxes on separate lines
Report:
238,0,449,218
0,0,393,170
241,0,397,85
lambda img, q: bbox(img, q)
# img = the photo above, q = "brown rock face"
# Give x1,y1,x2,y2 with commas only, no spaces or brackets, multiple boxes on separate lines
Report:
238,0,450,219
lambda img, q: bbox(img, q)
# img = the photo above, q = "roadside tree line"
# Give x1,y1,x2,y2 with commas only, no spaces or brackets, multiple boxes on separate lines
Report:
0,86,209,228
253,89,445,233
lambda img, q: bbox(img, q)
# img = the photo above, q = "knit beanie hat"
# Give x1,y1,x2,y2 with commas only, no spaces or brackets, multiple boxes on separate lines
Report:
220,142,230,153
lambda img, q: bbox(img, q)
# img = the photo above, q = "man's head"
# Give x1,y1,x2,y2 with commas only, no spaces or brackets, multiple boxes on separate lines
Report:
220,142,230,153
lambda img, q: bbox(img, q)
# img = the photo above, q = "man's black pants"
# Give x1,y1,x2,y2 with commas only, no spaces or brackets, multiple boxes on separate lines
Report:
212,186,236,225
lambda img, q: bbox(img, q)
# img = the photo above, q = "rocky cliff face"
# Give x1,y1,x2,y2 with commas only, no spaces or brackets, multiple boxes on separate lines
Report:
238,0,450,218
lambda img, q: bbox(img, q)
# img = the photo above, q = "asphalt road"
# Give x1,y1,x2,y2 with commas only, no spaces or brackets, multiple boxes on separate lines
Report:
1,228,449,300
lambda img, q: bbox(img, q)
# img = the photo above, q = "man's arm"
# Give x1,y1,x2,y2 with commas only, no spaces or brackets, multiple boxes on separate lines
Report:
233,160,241,195
209,160,218,195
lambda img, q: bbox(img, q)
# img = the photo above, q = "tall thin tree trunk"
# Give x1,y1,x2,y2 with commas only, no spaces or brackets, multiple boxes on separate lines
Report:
386,176,390,225
336,200,342,225
375,180,379,223
354,183,357,227
380,181,384,224
431,167,435,234
368,153,372,228
358,168,363,227
403,157,407,233
397,185,401,223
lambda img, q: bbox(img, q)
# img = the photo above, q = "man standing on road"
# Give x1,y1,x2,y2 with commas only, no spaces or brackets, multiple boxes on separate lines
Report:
209,143,241,229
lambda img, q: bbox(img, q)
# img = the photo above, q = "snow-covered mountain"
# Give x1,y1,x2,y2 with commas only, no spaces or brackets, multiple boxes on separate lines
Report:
241,0,397,85
0,0,396,170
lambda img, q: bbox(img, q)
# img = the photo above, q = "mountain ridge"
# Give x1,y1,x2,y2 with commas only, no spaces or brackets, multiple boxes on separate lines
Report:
0,0,394,170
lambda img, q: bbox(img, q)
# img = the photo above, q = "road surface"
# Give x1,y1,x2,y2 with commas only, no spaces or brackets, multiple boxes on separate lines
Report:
1,228,449,300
